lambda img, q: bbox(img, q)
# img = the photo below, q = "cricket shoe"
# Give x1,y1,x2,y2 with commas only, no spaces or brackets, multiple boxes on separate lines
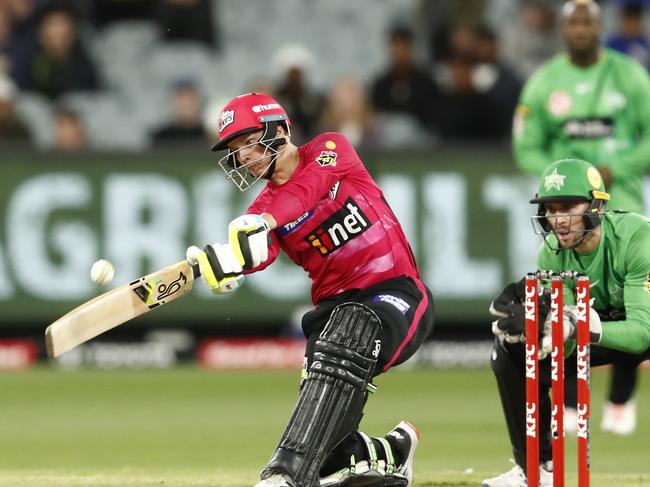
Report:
254,472,296,487
387,420,419,486
320,421,418,487
601,400,636,435
480,461,553,487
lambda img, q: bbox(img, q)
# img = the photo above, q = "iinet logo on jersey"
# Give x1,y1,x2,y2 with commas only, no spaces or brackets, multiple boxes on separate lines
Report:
305,198,370,256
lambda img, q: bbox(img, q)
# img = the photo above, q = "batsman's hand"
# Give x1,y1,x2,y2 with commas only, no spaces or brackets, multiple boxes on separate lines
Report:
228,214,270,270
489,277,550,344
186,244,244,294
539,304,602,358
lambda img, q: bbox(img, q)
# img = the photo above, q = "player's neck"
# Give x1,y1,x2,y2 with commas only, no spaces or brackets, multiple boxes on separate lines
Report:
569,48,601,68
270,143,300,186
575,226,601,253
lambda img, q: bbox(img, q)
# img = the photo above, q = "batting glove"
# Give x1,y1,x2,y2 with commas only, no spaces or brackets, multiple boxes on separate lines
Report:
186,244,244,294
228,214,270,269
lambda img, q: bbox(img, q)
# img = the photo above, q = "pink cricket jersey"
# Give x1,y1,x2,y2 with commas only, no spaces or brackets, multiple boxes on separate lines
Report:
247,132,421,304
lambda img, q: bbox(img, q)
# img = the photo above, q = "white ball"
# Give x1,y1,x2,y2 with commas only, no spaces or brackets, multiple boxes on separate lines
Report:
90,259,115,285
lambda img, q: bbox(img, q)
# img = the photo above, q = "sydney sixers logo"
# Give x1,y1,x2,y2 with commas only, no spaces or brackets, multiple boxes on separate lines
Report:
219,110,235,132
316,151,337,167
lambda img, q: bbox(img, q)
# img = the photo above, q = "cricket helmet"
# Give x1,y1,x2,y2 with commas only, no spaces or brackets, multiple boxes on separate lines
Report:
211,93,291,191
530,158,610,237
211,92,290,151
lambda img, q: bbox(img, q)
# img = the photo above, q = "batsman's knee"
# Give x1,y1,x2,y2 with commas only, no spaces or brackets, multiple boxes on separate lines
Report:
311,302,383,386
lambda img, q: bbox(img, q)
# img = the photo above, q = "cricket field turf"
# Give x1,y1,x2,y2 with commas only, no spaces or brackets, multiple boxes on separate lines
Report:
0,365,647,486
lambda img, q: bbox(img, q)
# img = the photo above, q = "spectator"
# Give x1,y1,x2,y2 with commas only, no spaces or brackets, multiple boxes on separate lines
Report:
501,1,563,81
151,79,206,147
320,76,376,148
471,25,522,136
156,0,217,48
371,25,438,132
0,74,30,143
0,0,39,87
53,107,86,151
606,2,650,69
433,25,520,140
272,44,325,144
24,7,98,99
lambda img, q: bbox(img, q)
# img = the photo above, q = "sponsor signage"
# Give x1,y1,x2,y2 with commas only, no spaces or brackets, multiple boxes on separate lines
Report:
198,338,305,369
1,150,649,329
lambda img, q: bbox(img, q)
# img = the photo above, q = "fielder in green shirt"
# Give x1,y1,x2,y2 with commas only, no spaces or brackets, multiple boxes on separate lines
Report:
513,0,648,440
513,0,650,214
483,158,650,487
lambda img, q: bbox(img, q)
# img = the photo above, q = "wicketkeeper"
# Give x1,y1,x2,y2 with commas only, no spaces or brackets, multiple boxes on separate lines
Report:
482,159,650,487
186,93,434,487
513,0,650,433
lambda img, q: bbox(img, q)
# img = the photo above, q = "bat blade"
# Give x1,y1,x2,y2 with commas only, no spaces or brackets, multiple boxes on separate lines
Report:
45,260,200,358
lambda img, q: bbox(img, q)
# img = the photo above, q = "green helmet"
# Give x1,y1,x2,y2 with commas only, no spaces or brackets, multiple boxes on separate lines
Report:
530,158,610,237
530,158,609,204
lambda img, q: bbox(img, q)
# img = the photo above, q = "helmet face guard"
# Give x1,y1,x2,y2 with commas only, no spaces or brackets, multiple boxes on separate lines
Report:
529,158,610,250
531,194,608,250
211,93,291,192
217,117,290,192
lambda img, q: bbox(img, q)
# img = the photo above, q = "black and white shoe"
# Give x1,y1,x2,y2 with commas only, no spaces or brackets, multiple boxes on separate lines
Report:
319,421,418,487
386,420,419,486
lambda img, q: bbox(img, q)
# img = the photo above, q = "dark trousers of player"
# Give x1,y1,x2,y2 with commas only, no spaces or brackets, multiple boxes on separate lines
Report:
491,338,650,469
302,275,435,476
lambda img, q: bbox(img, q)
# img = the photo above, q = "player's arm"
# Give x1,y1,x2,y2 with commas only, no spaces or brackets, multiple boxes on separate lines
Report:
512,77,552,176
608,60,650,178
599,224,650,354
188,213,280,293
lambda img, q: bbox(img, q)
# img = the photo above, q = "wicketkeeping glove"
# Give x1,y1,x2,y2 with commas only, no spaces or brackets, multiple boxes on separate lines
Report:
539,303,602,358
228,214,270,269
489,277,551,344
186,244,244,294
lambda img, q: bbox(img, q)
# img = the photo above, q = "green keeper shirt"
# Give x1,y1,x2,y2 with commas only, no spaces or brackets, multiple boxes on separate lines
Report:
537,212,650,354
514,49,650,214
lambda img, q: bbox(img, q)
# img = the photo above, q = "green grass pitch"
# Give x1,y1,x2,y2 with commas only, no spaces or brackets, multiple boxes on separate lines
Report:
0,366,647,486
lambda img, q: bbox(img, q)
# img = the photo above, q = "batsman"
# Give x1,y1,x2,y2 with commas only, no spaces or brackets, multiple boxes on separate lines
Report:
482,159,650,487
186,93,434,487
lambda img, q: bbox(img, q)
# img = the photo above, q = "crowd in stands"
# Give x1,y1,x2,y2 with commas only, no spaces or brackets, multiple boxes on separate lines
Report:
0,0,648,151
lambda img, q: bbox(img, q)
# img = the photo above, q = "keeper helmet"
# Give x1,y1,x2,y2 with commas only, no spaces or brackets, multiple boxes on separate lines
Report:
211,93,291,191
530,158,610,244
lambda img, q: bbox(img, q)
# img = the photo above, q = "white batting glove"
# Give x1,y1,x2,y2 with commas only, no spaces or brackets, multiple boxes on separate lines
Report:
186,244,244,294
228,214,270,269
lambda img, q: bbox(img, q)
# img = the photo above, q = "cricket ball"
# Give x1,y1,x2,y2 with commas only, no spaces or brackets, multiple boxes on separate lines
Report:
90,259,115,285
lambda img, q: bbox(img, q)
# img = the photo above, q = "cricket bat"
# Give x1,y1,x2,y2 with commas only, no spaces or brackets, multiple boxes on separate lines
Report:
45,260,200,358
